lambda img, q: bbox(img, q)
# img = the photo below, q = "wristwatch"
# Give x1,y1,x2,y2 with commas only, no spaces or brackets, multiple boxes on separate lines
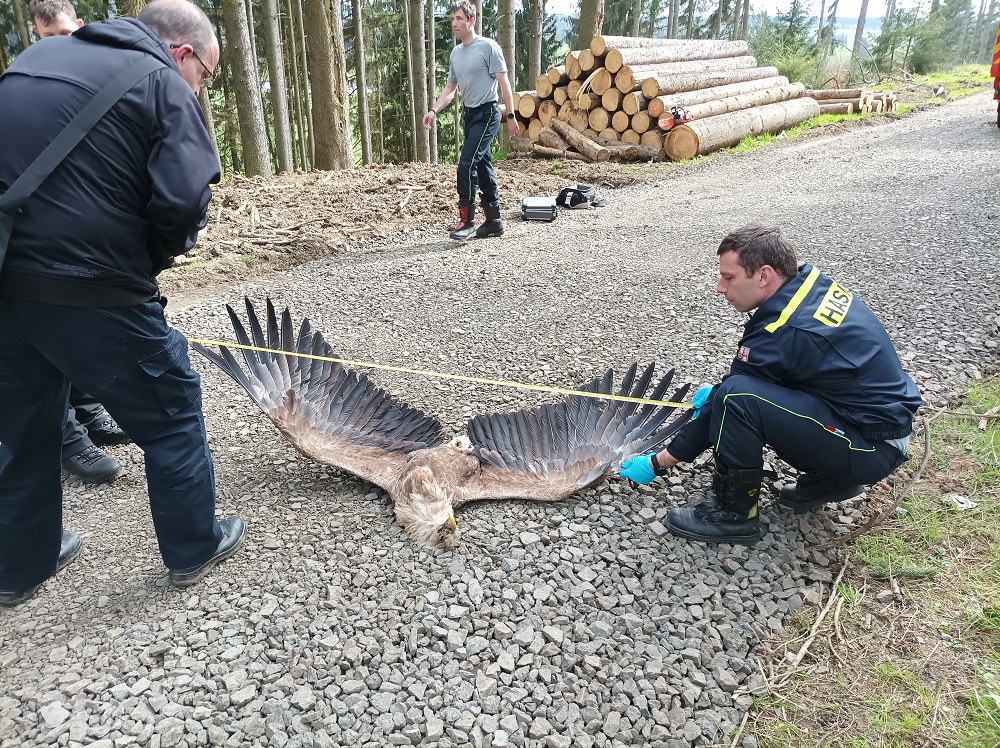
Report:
506,112,515,120
650,453,668,477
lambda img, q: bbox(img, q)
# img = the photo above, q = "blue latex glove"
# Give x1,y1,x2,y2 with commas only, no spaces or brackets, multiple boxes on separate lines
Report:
619,453,657,484
691,385,714,420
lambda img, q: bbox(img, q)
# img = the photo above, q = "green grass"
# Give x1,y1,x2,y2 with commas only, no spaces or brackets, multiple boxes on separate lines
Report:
748,375,1000,747
729,64,994,156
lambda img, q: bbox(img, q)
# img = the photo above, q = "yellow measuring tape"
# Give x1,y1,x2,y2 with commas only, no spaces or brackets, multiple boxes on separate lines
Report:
186,337,693,409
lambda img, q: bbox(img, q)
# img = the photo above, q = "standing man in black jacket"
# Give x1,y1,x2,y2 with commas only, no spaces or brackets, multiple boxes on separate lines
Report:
0,0,245,606
620,224,922,545
29,0,133,486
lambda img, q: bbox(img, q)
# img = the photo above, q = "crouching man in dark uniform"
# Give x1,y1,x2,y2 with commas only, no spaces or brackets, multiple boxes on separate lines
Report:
0,0,245,605
620,223,921,545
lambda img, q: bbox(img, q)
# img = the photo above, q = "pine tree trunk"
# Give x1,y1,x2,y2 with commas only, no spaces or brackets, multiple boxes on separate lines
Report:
642,64,775,98
404,0,417,161
646,74,788,116
244,0,259,61
630,0,642,36
304,0,354,170
426,0,437,163
669,0,679,38
198,86,221,164
498,0,515,89
578,0,605,51
293,0,314,167
12,0,31,50
665,97,819,159
605,40,750,72
217,44,243,173
617,55,757,93
852,0,869,62
283,0,306,169
117,0,146,17
223,0,273,176
664,82,804,122
262,0,294,173
408,0,429,161
528,0,542,83
497,0,515,150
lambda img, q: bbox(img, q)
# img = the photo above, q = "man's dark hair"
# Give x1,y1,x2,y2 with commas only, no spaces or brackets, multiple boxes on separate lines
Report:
717,223,798,279
138,0,215,57
29,0,77,23
449,0,476,20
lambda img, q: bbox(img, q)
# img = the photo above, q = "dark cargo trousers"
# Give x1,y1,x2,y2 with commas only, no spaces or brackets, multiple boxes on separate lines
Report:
457,102,501,206
0,299,222,592
676,375,908,485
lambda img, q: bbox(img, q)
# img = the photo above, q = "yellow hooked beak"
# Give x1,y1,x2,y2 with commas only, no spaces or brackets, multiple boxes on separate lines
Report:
447,516,457,530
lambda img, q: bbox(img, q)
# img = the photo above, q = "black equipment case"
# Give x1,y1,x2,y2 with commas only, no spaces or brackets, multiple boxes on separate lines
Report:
521,196,558,222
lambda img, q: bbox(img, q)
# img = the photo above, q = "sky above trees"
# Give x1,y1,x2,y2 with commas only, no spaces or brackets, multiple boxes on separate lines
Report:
544,0,926,25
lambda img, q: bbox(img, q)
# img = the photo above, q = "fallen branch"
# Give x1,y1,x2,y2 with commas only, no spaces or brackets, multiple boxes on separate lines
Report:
772,553,850,689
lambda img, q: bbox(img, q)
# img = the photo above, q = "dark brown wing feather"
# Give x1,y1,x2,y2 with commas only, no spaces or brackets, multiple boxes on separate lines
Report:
455,363,691,505
191,298,447,492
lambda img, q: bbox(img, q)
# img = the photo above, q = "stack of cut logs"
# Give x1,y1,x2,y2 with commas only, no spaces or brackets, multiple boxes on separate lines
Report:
510,35,826,162
804,88,898,115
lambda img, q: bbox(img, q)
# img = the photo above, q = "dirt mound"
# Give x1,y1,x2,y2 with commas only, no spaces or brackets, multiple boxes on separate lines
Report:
160,83,955,307
159,158,675,306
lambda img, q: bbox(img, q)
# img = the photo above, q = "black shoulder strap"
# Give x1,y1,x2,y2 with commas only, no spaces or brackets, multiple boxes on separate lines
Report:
0,55,165,212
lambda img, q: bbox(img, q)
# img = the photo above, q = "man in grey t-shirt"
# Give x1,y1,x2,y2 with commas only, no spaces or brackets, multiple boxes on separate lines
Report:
423,0,517,241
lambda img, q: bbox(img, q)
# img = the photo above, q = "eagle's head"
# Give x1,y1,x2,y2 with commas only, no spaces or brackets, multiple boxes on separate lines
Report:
394,466,461,549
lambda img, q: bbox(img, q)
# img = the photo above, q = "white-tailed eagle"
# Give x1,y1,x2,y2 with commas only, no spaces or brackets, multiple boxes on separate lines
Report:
192,299,691,549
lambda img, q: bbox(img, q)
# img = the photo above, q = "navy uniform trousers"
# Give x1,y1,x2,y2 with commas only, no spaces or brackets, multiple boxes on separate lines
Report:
457,102,501,206
62,389,100,459
0,299,222,592
678,374,908,486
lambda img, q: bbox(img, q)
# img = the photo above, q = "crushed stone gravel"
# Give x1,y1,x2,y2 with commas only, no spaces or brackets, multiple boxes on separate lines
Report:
1,92,998,748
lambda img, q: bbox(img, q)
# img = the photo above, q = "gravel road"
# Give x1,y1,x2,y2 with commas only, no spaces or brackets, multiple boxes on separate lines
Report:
2,92,998,748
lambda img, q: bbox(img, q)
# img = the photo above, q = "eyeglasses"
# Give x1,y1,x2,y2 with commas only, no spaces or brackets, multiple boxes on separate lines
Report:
169,44,215,85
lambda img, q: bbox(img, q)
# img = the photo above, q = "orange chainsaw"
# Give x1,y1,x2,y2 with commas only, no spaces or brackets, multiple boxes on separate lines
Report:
658,106,693,131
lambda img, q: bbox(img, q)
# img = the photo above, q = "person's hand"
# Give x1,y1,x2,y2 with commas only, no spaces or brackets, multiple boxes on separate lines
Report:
506,117,519,136
619,453,657,484
691,385,713,419
422,110,435,130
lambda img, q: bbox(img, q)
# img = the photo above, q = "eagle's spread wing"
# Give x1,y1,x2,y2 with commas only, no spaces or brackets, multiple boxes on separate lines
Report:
453,363,691,506
191,298,447,492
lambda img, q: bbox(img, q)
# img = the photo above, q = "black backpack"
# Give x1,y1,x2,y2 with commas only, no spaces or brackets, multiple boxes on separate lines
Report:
556,184,598,209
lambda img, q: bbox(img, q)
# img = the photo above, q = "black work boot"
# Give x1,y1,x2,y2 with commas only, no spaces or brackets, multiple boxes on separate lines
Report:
0,531,83,607
667,467,764,545
475,200,504,238
449,203,477,241
779,473,865,513
62,445,122,484
87,411,132,446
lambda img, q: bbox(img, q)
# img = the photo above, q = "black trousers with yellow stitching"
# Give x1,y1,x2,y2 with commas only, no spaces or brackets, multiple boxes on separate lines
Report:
685,375,908,486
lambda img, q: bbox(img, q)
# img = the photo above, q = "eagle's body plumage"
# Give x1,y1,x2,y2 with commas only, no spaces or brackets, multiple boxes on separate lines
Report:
193,299,691,549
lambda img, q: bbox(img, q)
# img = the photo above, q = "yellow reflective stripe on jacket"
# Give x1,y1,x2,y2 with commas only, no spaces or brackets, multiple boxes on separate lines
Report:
765,266,821,333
